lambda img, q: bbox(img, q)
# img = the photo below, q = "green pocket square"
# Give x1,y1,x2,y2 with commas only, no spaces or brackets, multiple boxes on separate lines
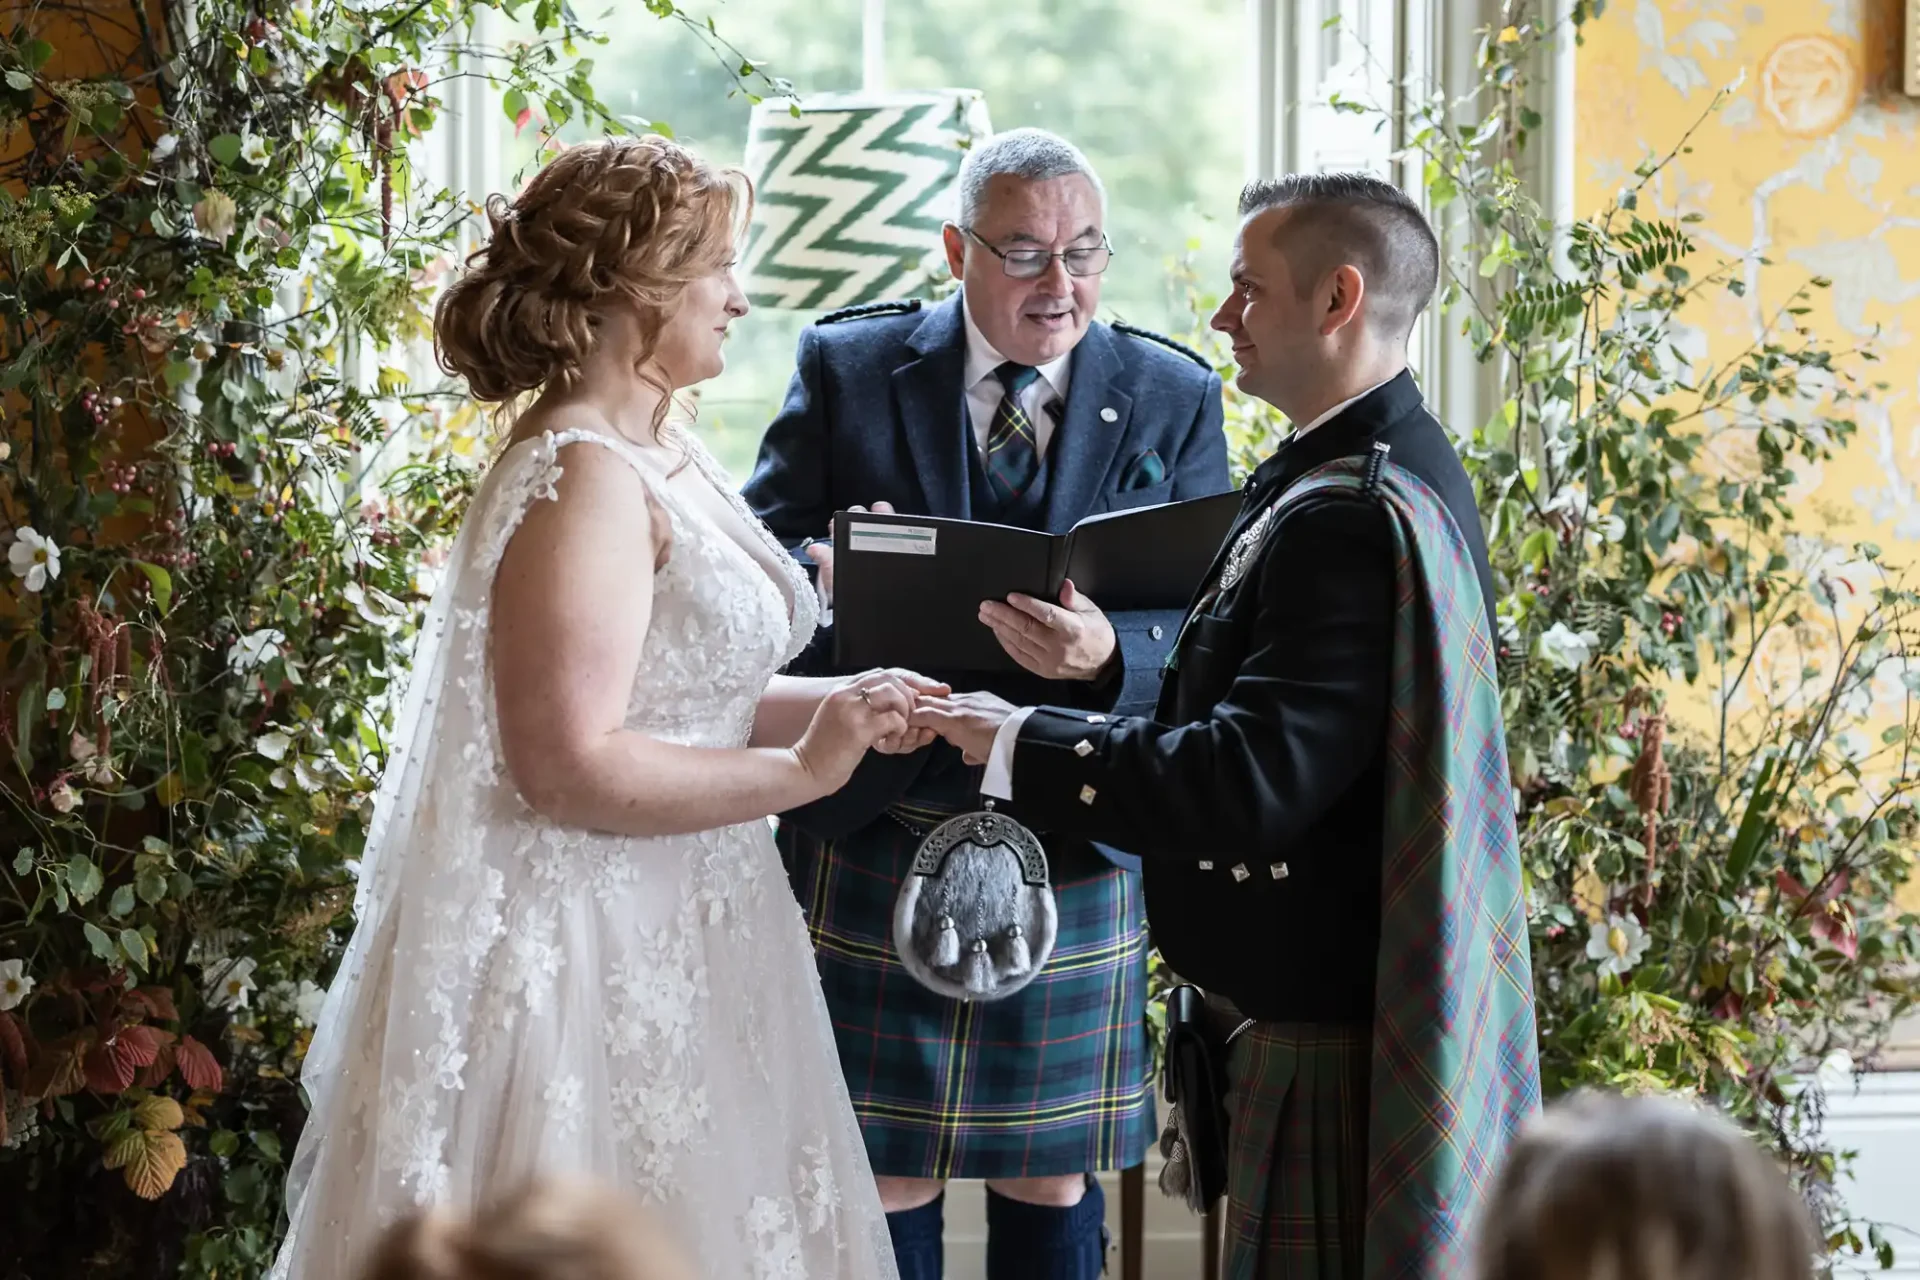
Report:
1121,449,1167,490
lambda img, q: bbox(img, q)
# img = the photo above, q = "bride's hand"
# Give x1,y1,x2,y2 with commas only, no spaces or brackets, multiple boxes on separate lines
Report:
869,668,949,755
792,670,947,794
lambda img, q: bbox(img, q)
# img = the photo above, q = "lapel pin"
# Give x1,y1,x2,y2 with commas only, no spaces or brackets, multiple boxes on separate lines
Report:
1099,407,1118,423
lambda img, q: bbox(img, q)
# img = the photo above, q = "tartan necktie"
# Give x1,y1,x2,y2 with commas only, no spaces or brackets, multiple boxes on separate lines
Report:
984,361,1043,503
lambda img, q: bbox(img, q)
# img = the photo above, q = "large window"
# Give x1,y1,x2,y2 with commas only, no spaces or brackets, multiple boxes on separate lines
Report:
506,0,1245,478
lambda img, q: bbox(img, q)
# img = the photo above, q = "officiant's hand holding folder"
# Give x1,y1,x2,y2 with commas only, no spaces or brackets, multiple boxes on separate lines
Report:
830,491,1243,674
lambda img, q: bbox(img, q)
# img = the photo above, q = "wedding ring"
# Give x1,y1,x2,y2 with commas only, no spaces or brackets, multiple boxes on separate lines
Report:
859,687,874,708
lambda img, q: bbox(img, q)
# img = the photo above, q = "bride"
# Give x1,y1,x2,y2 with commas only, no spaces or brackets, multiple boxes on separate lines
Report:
273,136,932,1279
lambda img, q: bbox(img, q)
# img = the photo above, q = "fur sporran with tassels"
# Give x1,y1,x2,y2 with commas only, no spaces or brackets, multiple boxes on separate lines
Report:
892,805,1058,1001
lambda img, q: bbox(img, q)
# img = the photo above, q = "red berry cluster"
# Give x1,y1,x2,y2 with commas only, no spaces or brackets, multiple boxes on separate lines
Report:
204,440,238,459
150,545,201,570
79,389,123,428
362,506,399,547
100,459,143,495
1659,611,1681,637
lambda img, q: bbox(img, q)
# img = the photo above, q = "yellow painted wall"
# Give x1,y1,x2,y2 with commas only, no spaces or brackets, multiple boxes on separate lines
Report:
1577,7,1918,712
1576,1,1919,905
1577,0,1918,547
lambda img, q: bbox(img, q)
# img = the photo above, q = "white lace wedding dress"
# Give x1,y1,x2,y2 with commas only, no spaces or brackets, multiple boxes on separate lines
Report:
271,427,898,1280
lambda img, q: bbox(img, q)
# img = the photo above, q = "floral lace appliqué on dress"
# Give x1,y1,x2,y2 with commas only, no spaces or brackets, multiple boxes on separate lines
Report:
271,429,896,1280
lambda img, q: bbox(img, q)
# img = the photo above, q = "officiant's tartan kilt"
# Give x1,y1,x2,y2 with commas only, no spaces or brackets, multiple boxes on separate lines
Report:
781,801,1156,1179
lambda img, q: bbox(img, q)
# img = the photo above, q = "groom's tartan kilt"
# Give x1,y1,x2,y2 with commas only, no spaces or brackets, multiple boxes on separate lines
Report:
781,799,1156,1179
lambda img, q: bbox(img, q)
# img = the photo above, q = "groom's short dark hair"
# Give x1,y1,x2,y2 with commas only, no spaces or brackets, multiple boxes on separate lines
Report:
1237,172,1439,345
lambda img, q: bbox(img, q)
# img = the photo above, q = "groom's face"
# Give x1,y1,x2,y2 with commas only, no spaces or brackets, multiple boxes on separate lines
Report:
1211,207,1318,407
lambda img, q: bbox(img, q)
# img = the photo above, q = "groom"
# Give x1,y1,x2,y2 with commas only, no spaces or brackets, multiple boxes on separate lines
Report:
744,128,1228,1279
915,173,1542,1279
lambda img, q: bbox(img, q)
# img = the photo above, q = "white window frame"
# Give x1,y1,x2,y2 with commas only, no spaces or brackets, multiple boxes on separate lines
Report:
438,0,1578,452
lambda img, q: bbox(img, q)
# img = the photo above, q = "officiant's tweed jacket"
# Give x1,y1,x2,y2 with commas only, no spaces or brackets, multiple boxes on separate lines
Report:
743,292,1228,1178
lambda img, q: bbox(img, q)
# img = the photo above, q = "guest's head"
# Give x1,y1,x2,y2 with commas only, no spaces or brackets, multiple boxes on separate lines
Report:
358,1176,697,1280
1475,1090,1816,1280
435,135,750,415
1211,171,1438,425
944,128,1109,368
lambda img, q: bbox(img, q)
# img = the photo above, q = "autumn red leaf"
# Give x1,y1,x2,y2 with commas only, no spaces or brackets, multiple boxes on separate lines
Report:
117,1024,163,1067
131,987,179,1022
29,1034,90,1098
85,1034,141,1094
0,1010,27,1085
175,1034,224,1093
1811,909,1860,960
136,1031,180,1089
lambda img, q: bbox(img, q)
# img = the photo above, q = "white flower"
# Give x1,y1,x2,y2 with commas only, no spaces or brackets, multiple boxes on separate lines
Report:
47,781,77,814
254,730,292,761
1538,621,1601,671
240,132,270,167
8,527,61,592
84,755,115,786
69,731,96,763
208,956,258,1010
0,959,34,1011
293,979,327,1025
227,628,286,673
149,133,178,161
1586,914,1650,977
1588,512,1627,547
1816,1048,1856,1093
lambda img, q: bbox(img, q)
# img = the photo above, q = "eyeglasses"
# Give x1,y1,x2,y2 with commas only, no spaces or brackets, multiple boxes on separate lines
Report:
960,227,1114,279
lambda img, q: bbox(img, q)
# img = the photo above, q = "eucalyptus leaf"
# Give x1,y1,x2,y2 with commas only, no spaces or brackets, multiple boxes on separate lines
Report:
83,921,117,961
67,854,104,904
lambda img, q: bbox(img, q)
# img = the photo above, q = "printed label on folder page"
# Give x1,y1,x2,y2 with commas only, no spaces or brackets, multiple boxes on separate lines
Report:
848,522,938,555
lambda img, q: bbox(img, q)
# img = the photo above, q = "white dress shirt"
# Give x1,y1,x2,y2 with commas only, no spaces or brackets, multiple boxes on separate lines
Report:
979,377,1395,803
962,302,1072,458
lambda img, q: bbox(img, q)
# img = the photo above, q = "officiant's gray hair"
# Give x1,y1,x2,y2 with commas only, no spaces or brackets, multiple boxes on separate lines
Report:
957,129,1107,226
1238,172,1439,344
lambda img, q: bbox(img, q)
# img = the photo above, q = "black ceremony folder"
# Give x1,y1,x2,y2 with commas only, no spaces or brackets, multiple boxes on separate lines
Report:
831,490,1242,673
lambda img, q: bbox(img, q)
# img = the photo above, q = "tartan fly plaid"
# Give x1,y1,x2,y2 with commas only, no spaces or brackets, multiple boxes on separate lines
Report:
1225,457,1540,1280
984,361,1043,502
780,800,1156,1179
1223,1024,1372,1280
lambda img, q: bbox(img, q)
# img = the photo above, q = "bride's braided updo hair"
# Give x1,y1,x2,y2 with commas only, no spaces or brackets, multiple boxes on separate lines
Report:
434,135,749,405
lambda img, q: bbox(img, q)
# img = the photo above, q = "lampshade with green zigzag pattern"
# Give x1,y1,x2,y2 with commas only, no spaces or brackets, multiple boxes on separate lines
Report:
741,90,993,311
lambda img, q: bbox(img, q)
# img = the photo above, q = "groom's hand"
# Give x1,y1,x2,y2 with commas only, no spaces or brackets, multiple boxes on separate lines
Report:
911,691,1018,766
979,579,1117,682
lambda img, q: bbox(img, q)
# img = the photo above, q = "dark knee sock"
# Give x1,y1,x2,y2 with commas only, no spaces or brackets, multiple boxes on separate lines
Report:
886,1192,945,1280
986,1176,1108,1280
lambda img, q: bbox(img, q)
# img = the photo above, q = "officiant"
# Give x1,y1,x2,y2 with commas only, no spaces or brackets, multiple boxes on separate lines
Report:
742,128,1229,1280
913,173,1541,1280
